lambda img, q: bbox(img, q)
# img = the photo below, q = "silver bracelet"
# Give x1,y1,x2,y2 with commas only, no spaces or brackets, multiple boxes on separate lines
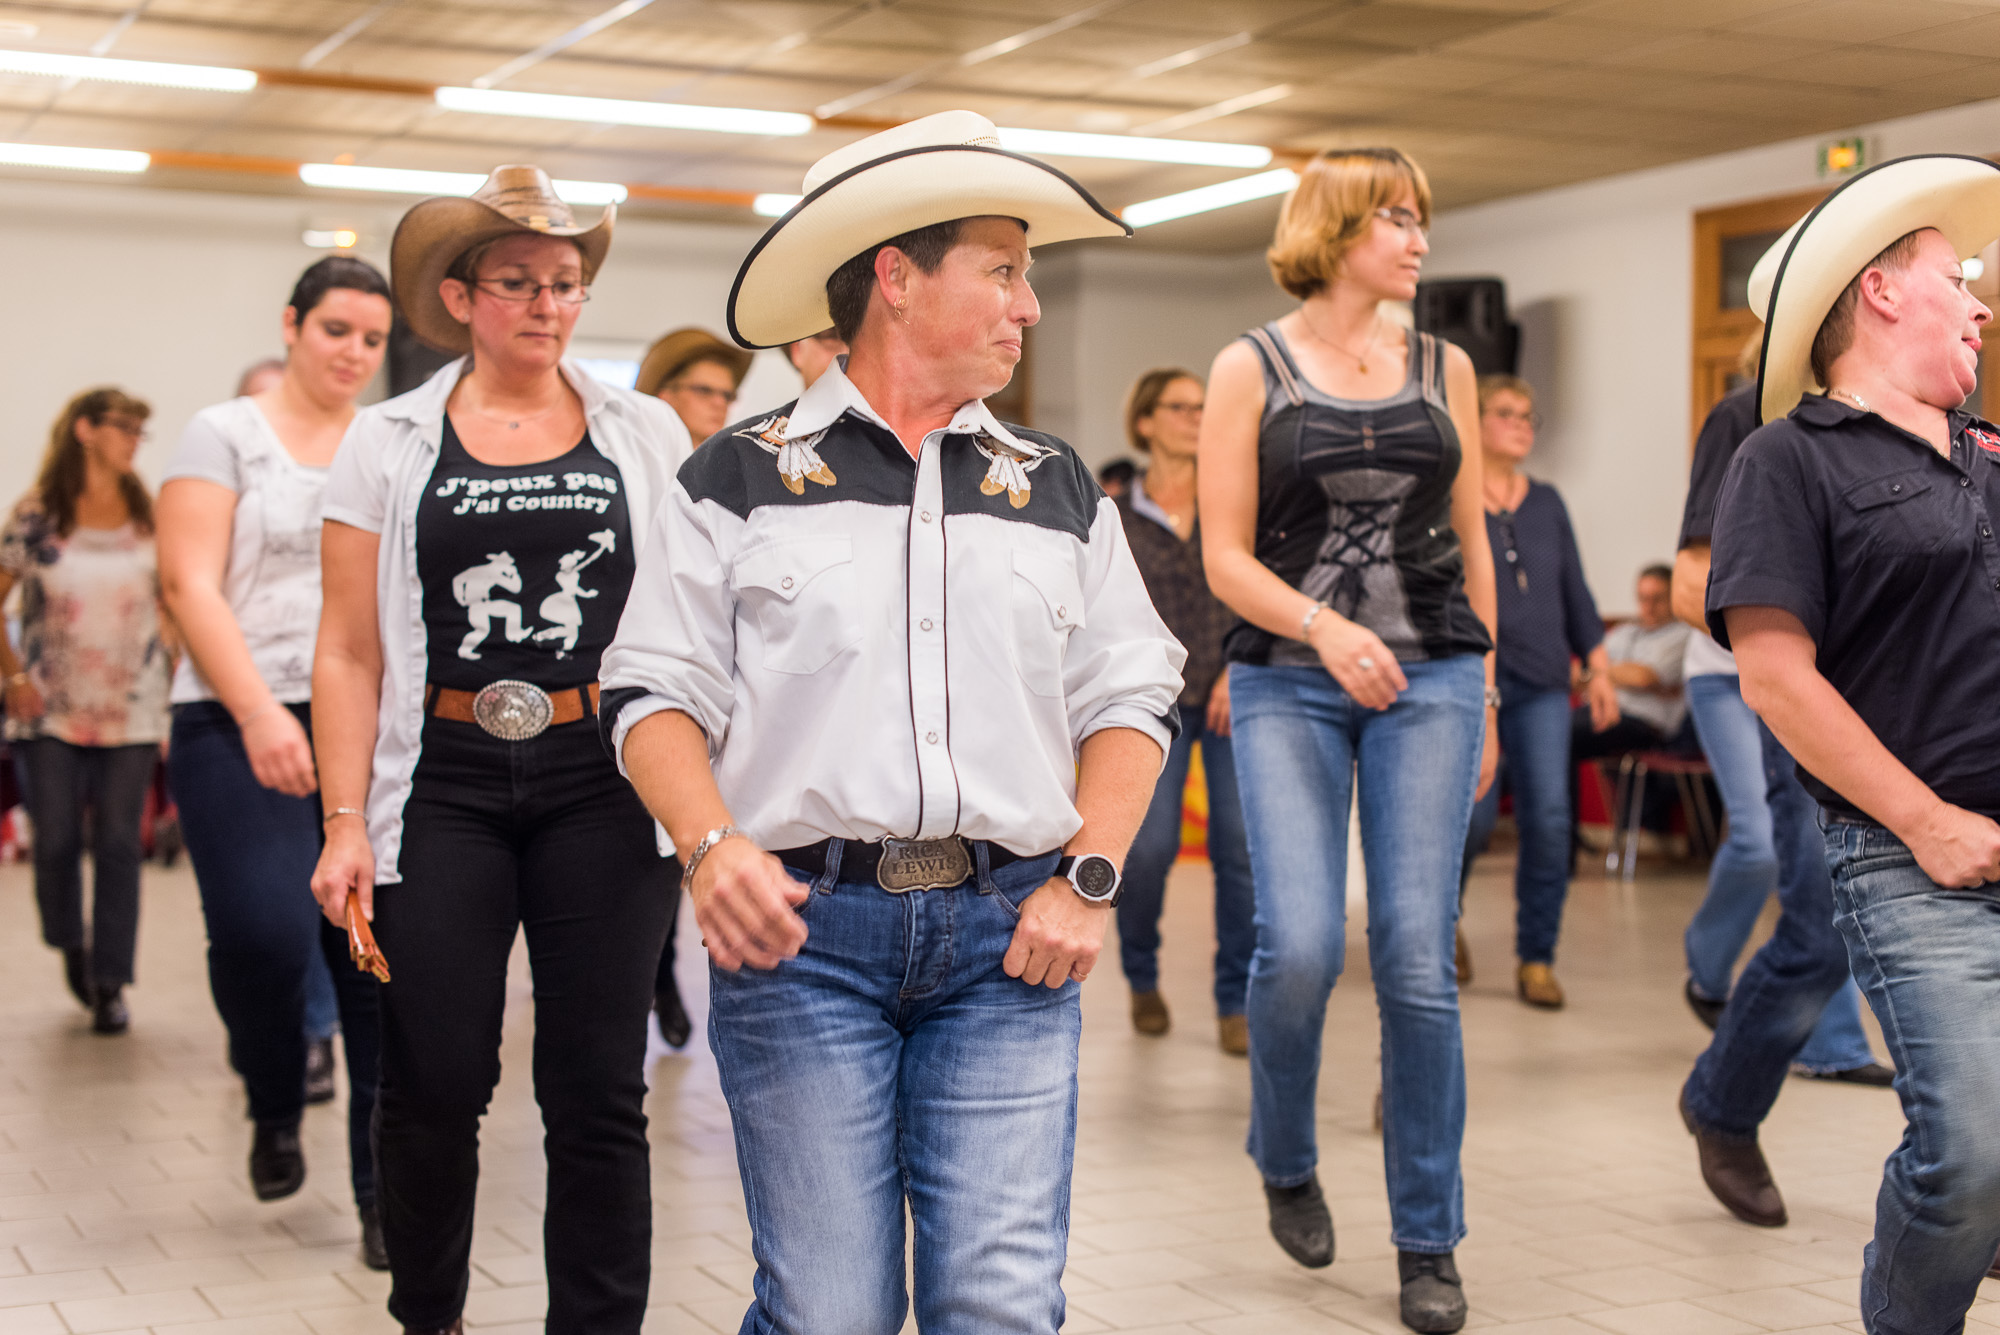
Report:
681,824,742,896
323,806,365,825
1300,600,1328,640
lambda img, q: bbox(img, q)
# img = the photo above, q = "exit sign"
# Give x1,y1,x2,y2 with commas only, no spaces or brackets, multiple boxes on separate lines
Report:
1818,137,1866,177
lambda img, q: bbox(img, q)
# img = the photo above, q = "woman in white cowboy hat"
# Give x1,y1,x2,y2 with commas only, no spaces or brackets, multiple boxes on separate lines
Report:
1703,153,2000,1333
308,164,689,1335
602,110,1184,1332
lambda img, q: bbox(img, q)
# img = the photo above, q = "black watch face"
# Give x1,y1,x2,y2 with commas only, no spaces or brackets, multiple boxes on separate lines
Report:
1072,856,1117,899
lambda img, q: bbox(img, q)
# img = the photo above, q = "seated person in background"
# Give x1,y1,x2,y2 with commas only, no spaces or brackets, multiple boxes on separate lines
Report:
1573,564,1694,836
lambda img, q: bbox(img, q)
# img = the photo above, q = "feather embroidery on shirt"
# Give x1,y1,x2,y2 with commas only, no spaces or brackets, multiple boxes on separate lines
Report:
1967,424,2000,456
738,415,836,494
973,430,1049,510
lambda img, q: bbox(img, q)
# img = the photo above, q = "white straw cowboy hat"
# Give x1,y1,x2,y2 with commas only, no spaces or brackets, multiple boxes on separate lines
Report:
1748,153,2000,423
392,164,615,354
726,109,1131,349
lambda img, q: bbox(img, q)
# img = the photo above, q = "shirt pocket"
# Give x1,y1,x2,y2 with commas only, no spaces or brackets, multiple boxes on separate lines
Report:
1839,472,1945,556
733,537,862,674
1010,546,1084,698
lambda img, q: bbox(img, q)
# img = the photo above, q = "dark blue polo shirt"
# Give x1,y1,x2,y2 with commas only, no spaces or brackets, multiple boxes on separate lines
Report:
1707,393,2000,821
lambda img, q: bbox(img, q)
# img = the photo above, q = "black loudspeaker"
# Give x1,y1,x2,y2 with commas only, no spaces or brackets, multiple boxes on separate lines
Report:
387,312,458,398
1413,277,1520,376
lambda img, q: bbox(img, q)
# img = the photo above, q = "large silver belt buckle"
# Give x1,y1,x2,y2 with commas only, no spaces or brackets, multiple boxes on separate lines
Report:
876,837,972,893
471,679,554,741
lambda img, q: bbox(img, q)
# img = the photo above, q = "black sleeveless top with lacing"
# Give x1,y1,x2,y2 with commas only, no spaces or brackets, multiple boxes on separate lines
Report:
1225,321,1493,668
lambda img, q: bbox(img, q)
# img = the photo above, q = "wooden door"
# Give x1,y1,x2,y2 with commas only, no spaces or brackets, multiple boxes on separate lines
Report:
1690,190,1825,440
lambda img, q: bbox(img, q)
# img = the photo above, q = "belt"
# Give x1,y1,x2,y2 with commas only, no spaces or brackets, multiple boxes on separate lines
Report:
775,836,1045,893
426,680,598,741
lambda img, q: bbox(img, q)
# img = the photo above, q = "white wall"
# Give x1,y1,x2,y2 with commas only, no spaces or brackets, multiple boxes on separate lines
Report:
1423,94,2000,614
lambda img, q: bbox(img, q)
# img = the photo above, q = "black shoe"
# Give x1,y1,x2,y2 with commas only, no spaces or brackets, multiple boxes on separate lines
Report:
1684,978,1725,1031
91,987,129,1035
1797,1061,1895,1087
62,947,92,1009
655,978,692,1050
1398,1250,1467,1333
359,1203,388,1271
1263,1175,1334,1268
249,1121,305,1201
304,1038,337,1105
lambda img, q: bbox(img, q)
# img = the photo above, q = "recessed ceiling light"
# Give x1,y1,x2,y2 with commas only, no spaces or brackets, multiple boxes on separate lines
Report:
303,228,360,249
1123,168,1297,228
0,48,255,91
753,193,803,218
300,163,627,205
434,87,813,137
0,141,149,173
996,127,1270,169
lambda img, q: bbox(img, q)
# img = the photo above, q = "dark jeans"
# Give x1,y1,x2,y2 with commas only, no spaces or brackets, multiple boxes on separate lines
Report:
168,702,380,1207
376,714,671,1334
1462,672,1574,964
1116,702,1255,1014
16,736,157,987
1680,721,1852,1140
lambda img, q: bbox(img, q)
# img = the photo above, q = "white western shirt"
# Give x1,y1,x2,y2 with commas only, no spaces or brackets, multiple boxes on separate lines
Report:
321,357,691,882
600,361,1185,857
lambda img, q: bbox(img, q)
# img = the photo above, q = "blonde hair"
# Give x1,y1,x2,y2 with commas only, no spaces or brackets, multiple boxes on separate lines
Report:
1123,368,1201,453
1267,148,1432,300
1477,374,1533,414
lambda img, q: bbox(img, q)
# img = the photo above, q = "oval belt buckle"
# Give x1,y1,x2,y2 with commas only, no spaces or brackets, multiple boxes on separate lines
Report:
472,679,554,741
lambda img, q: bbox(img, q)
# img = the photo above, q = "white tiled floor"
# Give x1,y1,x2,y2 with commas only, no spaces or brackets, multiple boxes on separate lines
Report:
2,848,1995,1334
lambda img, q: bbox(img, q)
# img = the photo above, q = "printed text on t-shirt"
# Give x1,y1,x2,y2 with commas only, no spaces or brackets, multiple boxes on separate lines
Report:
433,471,620,516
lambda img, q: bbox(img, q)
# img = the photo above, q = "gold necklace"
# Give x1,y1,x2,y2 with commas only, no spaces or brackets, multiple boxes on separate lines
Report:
1830,387,1872,413
1301,307,1384,374
462,389,567,431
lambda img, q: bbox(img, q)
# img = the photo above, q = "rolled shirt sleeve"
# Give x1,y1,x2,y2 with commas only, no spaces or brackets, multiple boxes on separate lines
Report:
1062,496,1187,763
1705,435,1829,649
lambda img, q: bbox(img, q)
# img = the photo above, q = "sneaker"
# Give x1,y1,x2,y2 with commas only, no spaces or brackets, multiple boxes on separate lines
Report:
1130,989,1170,1036
1217,1014,1248,1056
1398,1250,1467,1332
1517,962,1565,1009
304,1038,337,1104
249,1120,305,1201
1263,1174,1334,1268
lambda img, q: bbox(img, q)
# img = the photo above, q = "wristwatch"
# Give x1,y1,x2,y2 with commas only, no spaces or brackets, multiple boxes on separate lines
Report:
1056,853,1123,907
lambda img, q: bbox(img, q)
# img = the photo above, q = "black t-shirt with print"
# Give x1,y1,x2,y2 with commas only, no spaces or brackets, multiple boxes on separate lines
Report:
416,418,634,691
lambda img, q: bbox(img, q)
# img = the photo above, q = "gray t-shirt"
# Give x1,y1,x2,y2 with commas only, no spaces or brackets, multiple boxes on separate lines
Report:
161,397,329,705
1604,619,1690,735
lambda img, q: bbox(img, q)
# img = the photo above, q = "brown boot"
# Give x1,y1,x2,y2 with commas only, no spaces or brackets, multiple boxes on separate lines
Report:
1218,1013,1249,1056
1680,1090,1786,1227
1517,962,1565,1009
1131,989,1170,1036
1454,926,1473,984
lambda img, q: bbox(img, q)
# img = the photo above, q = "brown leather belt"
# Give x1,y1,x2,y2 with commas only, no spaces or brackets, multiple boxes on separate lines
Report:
426,681,599,738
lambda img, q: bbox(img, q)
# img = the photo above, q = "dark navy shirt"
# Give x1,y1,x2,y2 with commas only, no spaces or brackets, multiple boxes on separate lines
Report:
1679,383,1758,549
1707,393,2000,821
1486,479,1604,692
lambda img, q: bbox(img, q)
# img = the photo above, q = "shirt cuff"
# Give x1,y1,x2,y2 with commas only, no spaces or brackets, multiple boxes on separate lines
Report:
1705,574,1822,650
608,694,677,779
1076,705,1178,770
319,503,384,534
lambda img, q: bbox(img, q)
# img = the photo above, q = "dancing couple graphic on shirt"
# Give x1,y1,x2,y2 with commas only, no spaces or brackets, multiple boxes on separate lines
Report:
451,529,617,661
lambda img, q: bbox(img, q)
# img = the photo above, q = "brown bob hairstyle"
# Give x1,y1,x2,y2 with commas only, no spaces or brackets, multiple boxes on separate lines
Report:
1123,367,1202,453
37,387,154,538
1267,147,1432,301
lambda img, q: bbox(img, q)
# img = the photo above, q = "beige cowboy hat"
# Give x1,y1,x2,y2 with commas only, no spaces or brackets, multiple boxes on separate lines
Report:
634,327,754,397
727,110,1131,349
391,164,615,354
1748,154,2000,423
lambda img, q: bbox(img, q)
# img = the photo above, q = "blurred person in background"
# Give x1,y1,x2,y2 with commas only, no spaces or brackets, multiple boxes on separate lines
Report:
1460,374,1613,1010
785,327,846,390
1113,367,1254,1054
158,256,396,1263
237,357,287,399
0,387,172,1036
1097,456,1136,498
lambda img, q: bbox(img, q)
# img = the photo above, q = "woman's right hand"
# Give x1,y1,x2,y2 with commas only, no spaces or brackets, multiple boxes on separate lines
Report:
311,819,375,927
242,705,318,797
1309,613,1408,710
4,676,44,721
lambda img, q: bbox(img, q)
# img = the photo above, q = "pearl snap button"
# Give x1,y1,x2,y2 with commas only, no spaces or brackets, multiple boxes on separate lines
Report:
1056,605,1068,618
921,618,933,631
781,576,794,589
1891,484,1902,493
920,511,933,523
926,731,939,744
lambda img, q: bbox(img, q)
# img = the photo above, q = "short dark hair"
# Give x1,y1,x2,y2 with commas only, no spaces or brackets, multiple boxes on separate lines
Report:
1097,458,1137,489
1810,229,1926,388
1639,564,1673,586
288,255,390,321
824,219,965,344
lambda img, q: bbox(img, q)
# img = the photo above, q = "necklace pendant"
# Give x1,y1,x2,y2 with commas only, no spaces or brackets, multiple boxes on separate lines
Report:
1357,359,1368,373
508,421,520,429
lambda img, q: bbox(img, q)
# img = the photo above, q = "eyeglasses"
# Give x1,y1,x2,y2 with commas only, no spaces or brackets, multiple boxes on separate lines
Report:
669,383,738,405
472,277,590,305
1374,206,1428,240
1485,408,1541,427
1152,401,1204,417
98,416,150,442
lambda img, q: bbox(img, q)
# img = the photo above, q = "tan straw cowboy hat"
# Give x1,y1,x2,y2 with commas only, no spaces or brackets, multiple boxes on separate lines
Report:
1748,154,2000,423
634,328,753,398
726,110,1131,349
391,164,615,354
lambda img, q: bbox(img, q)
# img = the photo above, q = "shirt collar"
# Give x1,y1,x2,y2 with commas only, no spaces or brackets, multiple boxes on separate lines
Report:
784,356,1050,458
1127,479,1179,533
382,356,613,428
1793,391,1987,459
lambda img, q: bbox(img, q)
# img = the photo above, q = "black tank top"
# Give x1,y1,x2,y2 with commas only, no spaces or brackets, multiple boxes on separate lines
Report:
1226,322,1492,667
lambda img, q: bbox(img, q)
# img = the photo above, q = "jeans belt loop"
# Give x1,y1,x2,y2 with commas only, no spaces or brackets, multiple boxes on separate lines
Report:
820,838,845,894
972,838,995,895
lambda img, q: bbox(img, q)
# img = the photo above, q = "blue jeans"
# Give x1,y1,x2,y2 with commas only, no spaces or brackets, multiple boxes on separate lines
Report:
709,846,1074,1334
1462,672,1572,964
1684,674,1875,1071
1117,702,1255,1013
1230,656,1484,1253
1824,818,2000,1335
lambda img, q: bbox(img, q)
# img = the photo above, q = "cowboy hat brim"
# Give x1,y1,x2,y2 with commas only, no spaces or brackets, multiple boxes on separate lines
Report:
1749,154,2000,424
391,195,614,355
726,144,1131,349
634,329,754,397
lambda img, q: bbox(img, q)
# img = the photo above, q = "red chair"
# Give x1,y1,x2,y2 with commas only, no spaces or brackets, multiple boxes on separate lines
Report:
1602,751,1716,881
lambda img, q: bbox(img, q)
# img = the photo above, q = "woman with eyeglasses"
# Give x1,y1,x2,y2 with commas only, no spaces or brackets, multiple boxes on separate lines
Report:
308,167,688,1335
1199,147,1496,1332
0,388,171,1036
1457,374,1612,1012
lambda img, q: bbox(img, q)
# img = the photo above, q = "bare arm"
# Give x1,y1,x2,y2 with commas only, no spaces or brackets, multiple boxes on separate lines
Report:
1673,542,1712,633
1729,605,2000,887
308,521,385,924
1441,342,1500,798
1580,643,1619,731
0,569,42,721
1606,661,1664,692
157,478,317,796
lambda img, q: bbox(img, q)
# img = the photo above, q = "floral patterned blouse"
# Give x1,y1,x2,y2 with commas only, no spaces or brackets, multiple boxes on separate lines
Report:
1,498,171,746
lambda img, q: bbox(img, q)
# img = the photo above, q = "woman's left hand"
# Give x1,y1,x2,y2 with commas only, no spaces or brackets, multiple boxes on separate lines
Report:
1476,708,1500,801
1205,671,1232,737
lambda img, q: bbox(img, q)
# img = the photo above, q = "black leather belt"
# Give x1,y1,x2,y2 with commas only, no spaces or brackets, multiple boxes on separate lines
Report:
776,836,1042,891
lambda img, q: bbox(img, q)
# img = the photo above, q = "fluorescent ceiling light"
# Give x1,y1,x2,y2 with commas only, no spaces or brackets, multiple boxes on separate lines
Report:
301,163,627,204
0,48,255,91
752,193,802,217
996,126,1269,169
1124,167,1297,228
303,228,360,249
435,86,812,136
0,141,149,173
